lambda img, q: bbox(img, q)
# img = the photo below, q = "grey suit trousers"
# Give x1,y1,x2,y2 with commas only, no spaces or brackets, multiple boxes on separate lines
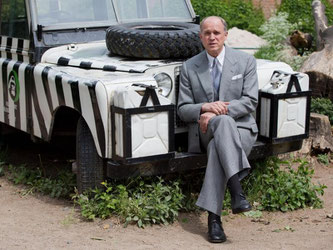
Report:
195,115,257,215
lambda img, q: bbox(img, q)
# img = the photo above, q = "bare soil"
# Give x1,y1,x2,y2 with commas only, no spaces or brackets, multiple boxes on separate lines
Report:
0,134,332,250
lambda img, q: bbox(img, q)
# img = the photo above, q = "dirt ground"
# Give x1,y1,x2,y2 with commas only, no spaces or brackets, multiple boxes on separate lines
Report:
0,135,332,250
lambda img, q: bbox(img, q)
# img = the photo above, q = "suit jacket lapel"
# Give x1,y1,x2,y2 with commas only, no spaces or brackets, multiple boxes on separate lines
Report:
219,46,237,101
194,52,214,102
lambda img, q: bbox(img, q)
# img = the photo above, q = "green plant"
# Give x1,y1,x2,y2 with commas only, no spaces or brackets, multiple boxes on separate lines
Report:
73,156,326,227
275,51,310,71
317,154,330,165
260,12,297,45
243,157,326,212
73,177,185,228
7,165,75,198
254,44,280,61
244,210,262,218
255,12,308,71
191,0,265,35
278,0,333,36
311,98,333,124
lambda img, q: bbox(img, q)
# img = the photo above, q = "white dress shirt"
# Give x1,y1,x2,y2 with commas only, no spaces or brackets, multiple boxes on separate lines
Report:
206,46,226,75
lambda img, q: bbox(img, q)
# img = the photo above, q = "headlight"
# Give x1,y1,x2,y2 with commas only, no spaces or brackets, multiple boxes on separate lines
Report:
154,73,172,97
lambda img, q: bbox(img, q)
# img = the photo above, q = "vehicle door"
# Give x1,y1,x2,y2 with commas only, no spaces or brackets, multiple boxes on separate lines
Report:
0,0,35,136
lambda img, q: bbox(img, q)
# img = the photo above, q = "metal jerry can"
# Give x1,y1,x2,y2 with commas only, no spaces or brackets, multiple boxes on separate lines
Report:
257,70,311,143
111,84,175,163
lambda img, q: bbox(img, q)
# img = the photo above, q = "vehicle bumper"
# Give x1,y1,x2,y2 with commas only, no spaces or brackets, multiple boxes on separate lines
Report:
106,140,303,178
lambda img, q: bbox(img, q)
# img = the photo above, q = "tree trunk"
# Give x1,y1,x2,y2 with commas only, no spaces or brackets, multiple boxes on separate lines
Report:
301,1,333,102
312,0,331,50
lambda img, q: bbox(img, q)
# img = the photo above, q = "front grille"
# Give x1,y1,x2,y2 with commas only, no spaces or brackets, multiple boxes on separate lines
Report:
174,66,187,130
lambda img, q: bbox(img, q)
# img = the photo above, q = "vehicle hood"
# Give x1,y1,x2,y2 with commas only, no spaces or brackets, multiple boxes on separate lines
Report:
41,41,180,73
41,41,295,90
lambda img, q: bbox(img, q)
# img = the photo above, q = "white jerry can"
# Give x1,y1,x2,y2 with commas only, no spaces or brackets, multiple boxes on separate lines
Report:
258,70,311,142
111,84,174,163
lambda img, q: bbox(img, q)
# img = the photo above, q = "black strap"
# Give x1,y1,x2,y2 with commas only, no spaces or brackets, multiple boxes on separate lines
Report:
286,74,302,93
271,71,302,93
132,84,160,107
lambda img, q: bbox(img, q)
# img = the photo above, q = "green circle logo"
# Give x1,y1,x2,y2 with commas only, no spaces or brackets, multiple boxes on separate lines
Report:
8,70,20,102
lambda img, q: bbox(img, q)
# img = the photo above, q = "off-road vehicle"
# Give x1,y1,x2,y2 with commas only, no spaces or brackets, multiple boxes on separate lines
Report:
0,0,311,192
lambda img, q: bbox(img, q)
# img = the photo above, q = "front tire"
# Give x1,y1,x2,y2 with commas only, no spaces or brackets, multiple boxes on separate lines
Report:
76,117,104,193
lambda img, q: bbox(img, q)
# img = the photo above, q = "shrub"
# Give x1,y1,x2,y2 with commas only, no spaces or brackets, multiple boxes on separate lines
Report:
317,154,330,165
254,12,309,71
311,98,333,124
254,45,280,61
259,12,297,45
7,165,76,198
191,0,265,35
243,157,326,212
73,177,185,227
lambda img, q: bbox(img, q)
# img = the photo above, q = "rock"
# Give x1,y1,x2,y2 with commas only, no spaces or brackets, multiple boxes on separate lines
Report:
277,44,298,63
300,43,333,101
299,113,333,154
306,71,333,100
225,27,267,55
300,44,333,79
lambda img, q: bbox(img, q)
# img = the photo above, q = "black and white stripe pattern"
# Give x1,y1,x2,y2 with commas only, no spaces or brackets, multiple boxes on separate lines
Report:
0,36,31,63
0,59,108,158
57,57,143,73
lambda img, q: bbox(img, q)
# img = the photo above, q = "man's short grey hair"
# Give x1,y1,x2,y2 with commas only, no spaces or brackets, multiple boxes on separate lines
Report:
200,16,228,32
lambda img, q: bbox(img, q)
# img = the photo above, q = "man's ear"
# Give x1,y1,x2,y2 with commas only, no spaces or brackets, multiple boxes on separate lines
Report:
199,32,204,42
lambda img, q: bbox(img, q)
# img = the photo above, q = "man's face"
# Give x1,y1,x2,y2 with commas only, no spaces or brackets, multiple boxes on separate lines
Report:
200,17,228,57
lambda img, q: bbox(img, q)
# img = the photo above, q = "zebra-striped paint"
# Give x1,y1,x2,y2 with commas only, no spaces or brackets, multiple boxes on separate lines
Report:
0,36,31,63
0,58,107,158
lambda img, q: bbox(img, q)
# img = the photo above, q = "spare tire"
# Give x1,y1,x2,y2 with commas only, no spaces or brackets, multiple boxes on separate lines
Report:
106,22,203,59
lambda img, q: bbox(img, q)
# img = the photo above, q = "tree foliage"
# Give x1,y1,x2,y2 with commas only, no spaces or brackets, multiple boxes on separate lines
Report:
191,0,265,35
278,0,333,34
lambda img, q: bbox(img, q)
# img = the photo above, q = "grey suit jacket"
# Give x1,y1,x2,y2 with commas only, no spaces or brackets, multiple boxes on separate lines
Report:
177,46,259,153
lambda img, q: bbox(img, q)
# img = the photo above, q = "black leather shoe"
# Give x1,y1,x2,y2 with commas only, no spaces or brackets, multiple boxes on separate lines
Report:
208,212,227,243
231,192,252,214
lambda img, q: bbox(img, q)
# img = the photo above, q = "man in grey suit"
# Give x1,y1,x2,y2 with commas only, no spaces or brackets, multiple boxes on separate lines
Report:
177,16,259,243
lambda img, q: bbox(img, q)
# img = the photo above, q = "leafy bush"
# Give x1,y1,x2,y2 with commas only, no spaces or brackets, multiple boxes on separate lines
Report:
254,12,309,70
311,98,333,124
259,12,297,45
253,45,280,61
3,155,327,226
74,156,327,226
243,157,326,212
191,0,265,35
73,177,185,227
7,165,75,198
278,0,333,35
317,154,330,165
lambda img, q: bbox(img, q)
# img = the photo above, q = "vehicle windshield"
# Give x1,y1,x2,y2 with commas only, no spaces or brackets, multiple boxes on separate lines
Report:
114,0,192,21
35,0,193,29
35,0,117,27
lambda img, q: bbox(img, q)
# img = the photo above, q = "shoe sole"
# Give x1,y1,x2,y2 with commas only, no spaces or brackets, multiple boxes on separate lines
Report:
208,237,227,243
232,206,252,214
